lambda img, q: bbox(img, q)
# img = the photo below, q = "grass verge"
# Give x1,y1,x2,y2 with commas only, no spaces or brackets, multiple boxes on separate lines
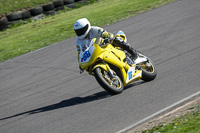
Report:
0,0,176,62
142,104,200,133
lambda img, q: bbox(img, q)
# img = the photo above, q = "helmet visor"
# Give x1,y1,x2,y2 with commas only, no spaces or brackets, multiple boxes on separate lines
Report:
75,24,89,37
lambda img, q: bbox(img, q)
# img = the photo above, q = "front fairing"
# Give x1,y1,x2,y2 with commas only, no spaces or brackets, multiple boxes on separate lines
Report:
79,39,105,69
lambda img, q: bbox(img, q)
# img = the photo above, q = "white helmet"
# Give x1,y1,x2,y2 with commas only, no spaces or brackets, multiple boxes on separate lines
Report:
74,18,91,39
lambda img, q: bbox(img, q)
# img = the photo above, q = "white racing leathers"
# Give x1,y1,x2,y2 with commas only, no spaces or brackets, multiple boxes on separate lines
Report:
76,26,106,52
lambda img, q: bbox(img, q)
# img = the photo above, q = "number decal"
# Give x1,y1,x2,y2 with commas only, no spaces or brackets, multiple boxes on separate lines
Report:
79,44,95,63
81,50,91,62
126,66,135,83
128,71,133,80
83,51,91,61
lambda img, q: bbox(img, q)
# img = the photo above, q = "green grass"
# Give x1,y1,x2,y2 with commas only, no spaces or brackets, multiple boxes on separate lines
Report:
0,0,55,15
0,0,96,16
0,0,176,62
143,105,200,133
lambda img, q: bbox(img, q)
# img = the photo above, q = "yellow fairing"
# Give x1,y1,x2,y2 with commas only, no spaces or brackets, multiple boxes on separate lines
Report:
102,45,126,69
79,38,126,68
79,37,142,86
79,44,103,69
93,63,110,73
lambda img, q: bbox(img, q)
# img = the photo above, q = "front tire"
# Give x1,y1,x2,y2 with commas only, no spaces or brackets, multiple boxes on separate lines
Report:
93,67,124,95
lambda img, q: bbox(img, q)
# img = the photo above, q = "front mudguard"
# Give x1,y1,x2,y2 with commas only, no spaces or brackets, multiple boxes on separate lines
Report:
92,63,110,73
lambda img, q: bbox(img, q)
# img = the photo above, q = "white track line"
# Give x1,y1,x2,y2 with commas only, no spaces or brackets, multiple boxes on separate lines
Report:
116,90,200,133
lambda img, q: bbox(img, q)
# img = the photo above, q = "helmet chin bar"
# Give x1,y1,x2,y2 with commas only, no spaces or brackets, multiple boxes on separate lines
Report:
74,18,91,39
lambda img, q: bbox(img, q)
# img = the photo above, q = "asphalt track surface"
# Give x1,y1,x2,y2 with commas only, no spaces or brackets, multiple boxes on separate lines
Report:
0,0,200,133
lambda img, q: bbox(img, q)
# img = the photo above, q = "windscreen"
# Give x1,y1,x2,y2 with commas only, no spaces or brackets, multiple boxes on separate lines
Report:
80,39,92,52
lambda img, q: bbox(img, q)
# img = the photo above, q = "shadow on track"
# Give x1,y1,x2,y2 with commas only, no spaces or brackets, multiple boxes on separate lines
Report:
0,91,111,120
0,81,146,121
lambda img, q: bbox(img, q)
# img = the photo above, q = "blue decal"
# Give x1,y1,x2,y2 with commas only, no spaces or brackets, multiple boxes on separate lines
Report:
128,71,132,80
83,51,91,61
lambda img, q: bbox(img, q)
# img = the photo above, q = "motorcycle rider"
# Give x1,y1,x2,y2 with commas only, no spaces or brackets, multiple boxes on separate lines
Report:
74,18,138,71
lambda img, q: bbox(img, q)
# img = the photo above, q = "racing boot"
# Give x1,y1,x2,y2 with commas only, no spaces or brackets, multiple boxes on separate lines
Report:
113,37,138,61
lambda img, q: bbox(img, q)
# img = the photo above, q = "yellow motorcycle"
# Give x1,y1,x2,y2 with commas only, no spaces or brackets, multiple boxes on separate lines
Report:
79,31,157,94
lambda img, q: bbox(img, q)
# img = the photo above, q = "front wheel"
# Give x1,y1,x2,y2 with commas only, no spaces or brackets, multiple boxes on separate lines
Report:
93,67,124,95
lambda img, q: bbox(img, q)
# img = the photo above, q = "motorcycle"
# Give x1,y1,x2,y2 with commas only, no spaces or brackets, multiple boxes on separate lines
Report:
78,31,157,95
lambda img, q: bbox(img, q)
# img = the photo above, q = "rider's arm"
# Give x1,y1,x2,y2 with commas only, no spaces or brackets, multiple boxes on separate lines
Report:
97,27,113,39
90,26,114,39
102,32,114,39
91,26,107,37
76,42,81,52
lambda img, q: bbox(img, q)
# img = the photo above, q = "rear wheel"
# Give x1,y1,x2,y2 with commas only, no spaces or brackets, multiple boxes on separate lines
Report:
140,59,157,81
93,67,124,95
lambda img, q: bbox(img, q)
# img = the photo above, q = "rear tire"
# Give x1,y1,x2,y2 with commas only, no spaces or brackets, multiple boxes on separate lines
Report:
141,59,157,81
93,67,124,95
